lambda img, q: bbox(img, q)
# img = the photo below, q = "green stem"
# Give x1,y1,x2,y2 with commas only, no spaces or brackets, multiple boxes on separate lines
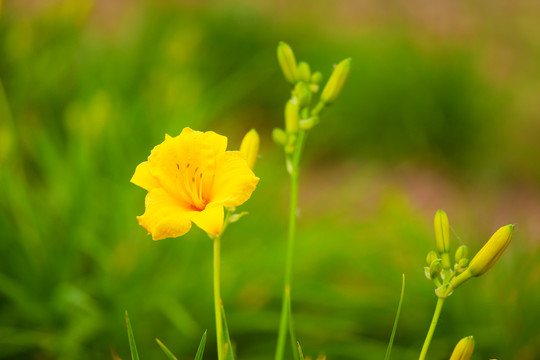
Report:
275,130,306,360
419,297,445,360
213,236,223,360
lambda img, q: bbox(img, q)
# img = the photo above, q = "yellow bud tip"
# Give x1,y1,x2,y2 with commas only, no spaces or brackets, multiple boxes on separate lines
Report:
467,224,513,277
277,41,297,84
321,57,352,104
240,129,260,170
450,336,475,360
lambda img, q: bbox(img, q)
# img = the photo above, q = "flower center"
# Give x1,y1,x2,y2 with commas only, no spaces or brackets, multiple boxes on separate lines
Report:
176,162,210,210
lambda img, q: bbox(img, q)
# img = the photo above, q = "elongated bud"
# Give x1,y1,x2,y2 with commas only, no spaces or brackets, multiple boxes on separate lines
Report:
321,58,351,104
240,129,259,170
434,210,450,254
449,336,475,360
285,100,300,133
293,82,312,108
468,224,513,276
297,61,311,83
450,225,513,289
455,245,468,262
277,42,297,84
426,251,439,266
272,128,287,146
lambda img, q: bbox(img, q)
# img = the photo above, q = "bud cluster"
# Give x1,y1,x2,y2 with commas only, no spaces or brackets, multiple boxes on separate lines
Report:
274,42,351,158
424,210,513,299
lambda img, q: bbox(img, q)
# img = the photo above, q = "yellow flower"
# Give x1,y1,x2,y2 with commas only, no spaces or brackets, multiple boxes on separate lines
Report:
131,127,259,240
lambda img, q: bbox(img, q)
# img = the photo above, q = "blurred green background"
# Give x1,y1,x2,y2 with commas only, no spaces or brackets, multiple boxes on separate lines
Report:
1,0,540,359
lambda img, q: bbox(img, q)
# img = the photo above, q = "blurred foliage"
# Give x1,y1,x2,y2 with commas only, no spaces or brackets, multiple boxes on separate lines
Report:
1,0,540,360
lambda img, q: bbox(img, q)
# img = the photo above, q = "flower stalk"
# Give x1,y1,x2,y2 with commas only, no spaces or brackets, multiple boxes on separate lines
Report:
213,235,224,360
419,297,445,360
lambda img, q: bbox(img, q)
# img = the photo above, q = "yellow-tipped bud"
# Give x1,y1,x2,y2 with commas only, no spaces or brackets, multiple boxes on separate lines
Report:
285,100,300,133
468,224,513,276
297,61,311,83
450,224,513,289
240,129,259,170
449,336,475,360
277,42,297,84
434,210,451,254
321,58,351,104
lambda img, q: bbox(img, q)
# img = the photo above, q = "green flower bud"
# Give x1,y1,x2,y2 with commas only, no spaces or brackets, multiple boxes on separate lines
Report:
299,116,319,130
321,58,351,104
272,128,287,146
450,225,513,289
455,245,468,262
277,42,297,84
239,129,259,170
293,82,312,108
426,250,439,266
297,61,311,83
449,336,475,360
429,259,443,280
434,210,450,254
285,100,300,133
311,71,322,84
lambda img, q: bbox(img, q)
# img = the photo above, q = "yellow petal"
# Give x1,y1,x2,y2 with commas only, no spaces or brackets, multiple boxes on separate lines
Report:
131,161,160,191
191,202,224,236
210,151,259,207
137,188,197,240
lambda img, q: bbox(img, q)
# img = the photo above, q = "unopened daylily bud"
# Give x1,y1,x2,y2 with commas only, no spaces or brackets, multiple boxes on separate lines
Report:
429,259,443,280
240,129,259,170
297,61,311,83
455,245,468,263
272,128,287,146
311,71,322,84
321,58,351,104
293,82,312,108
426,250,439,266
450,225,513,289
434,210,451,254
285,100,300,133
468,224,513,276
449,336,475,360
277,42,297,84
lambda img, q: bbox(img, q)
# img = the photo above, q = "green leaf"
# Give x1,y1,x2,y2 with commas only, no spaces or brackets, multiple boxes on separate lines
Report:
384,274,406,360
125,311,140,360
220,302,235,360
194,330,208,360
156,338,178,360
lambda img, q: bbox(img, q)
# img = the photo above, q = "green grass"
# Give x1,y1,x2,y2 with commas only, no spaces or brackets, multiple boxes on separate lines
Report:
0,1,540,360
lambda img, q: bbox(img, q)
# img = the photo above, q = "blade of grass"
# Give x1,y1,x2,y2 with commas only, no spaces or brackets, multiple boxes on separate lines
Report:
195,330,208,360
286,286,300,360
384,274,406,360
297,342,305,360
125,311,140,360
220,300,235,360
156,338,178,360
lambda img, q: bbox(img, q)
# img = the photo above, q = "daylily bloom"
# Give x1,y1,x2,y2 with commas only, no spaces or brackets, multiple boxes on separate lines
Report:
131,127,259,240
